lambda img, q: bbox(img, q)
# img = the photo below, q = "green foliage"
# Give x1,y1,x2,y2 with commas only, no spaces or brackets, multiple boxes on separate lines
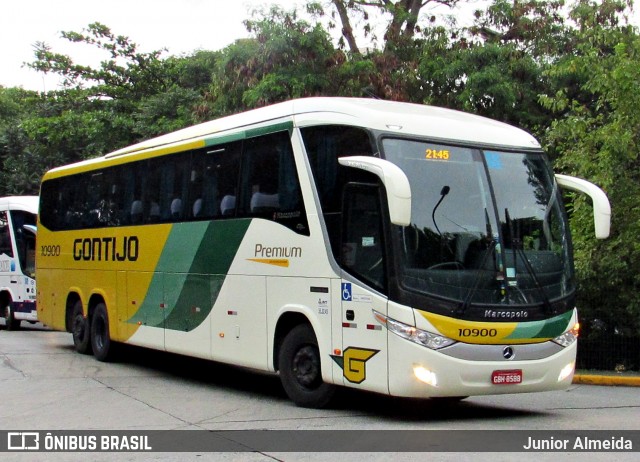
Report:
0,24,221,193
418,40,549,128
209,6,340,113
28,22,169,99
539,0,640,336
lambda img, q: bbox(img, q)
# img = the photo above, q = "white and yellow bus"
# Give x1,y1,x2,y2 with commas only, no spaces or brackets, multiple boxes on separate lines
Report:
37,98,610,407
0,196,38,330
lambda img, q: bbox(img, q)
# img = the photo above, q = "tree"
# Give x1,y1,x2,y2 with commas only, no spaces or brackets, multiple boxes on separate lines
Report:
27,22,170,100
208,6,343,113
0,87,51,195
468,0,569,58
306,1,461,101
540,0,640,341
414,0,574,130
321,0,459,55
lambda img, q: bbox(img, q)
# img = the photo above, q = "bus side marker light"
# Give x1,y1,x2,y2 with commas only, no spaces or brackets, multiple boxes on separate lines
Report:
334,349,342,356
219,333,225,338
413,366,438,387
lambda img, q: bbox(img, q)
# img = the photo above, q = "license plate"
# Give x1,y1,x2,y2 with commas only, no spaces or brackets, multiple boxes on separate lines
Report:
491,369,523,385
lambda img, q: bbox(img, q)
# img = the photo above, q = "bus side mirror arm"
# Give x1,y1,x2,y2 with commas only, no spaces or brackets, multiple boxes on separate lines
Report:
555,174,611,239
339,156,412,226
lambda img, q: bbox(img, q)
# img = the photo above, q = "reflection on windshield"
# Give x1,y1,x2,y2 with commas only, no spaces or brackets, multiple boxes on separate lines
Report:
383,139,574,307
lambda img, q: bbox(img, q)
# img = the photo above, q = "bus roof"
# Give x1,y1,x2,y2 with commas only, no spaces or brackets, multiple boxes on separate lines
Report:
45,98,542,176
0,196,39,213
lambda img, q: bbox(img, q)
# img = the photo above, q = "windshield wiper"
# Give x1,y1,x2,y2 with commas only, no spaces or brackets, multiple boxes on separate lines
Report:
457,207,499,315
505,208,553,314
457,238,497,315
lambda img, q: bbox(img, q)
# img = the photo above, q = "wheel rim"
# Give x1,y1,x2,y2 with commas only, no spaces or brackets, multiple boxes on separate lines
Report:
292,345,321,389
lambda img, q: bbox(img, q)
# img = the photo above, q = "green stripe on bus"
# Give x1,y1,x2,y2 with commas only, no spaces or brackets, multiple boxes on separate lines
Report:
245,121,293,138
504,310,573,340
127,219,251,330
204,132,246,147
203,121,293,148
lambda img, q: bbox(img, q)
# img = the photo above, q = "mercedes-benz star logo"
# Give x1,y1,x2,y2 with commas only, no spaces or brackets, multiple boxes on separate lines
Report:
503,346,515,360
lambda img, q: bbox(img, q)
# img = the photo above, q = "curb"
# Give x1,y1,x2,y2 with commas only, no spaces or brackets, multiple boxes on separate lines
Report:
573,373,640,387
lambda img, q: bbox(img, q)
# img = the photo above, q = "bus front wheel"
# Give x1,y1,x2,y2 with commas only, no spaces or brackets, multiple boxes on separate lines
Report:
3,303,20,330
90,303,113,362
278,324,335,408
71,301,91,354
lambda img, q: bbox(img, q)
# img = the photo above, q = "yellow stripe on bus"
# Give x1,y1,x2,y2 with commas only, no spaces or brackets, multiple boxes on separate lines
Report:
419,311,546,345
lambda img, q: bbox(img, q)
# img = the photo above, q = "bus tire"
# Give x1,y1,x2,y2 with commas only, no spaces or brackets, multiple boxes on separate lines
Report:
278,324,335,408
71,301,91,354
3,302,20,330
3,303,20,330
90,303,113,362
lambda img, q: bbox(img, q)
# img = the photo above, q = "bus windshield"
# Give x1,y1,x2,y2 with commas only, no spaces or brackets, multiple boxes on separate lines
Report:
382,138,574,308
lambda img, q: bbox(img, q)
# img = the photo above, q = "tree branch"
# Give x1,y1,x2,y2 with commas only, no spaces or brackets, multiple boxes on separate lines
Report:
332,0,361,55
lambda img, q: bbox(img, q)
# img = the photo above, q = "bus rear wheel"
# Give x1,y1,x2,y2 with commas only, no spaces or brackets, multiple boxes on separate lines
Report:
71,301,91,354
3,303,20,330
90,303,113,362
278,324,335,408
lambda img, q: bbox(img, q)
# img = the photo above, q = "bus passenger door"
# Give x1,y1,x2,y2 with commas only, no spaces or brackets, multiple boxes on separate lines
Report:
337,184,389,395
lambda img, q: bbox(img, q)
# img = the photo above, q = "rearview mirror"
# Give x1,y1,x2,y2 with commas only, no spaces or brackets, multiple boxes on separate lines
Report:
339,156,411,226
555,174,611,239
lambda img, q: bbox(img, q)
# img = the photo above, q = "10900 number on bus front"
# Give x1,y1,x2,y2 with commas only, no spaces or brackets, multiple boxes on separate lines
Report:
458,328,497,338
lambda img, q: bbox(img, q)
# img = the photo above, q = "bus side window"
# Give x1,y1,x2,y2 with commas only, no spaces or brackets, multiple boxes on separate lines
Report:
0,211,13,258
10,210,37,277
241,137,280,215
300,125,376,259
239,131,308,234
191,142,241,220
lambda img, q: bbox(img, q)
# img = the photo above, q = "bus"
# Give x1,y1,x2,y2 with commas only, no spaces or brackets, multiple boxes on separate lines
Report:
1,196,38,330
36,98,610,407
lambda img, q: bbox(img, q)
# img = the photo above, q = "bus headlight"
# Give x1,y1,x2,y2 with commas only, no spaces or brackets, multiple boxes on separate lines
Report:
552,322,580,348
373,310,456,350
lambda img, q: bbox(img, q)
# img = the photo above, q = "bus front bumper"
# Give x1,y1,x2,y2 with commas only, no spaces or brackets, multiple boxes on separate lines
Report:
388,334,577,398
12,301,38,322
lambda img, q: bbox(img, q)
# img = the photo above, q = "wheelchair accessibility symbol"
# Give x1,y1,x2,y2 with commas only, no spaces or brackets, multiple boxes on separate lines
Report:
341,282,352,301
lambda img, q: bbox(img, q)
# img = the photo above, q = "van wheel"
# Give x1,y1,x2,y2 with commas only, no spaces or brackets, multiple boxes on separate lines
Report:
71,301,91,354
278,324,335,408
90,303,113,362
3,303,20,330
